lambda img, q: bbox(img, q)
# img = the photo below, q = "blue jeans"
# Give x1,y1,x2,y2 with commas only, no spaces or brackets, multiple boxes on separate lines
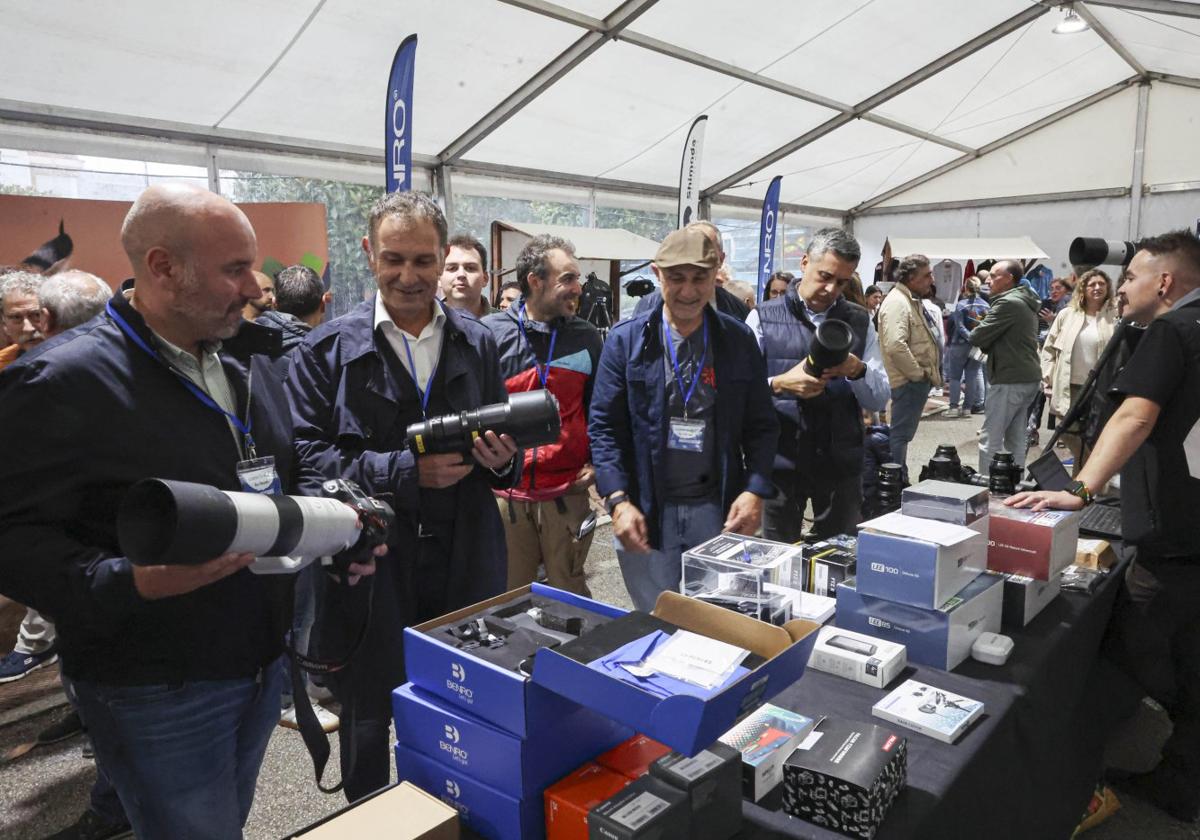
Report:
978,381,1041,473
889,380,932,480
944,343,984,410
617,497,724,611
68,658,284,840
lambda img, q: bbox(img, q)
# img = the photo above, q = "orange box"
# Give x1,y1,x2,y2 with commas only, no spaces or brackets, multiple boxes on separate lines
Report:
545,762,630,840
595,734,672,781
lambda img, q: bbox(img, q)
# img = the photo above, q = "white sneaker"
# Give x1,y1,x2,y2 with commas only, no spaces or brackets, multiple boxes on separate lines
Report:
944,407,959,419
308,683,335,704
280,703,340,733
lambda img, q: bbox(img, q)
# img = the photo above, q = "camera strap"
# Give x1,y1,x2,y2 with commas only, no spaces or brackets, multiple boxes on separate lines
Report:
285,573,376,794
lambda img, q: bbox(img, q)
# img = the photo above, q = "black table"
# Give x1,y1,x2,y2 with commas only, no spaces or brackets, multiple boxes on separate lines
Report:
742,557,1137,840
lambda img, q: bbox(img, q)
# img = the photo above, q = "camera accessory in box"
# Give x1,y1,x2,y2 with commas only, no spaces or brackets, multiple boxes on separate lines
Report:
546,763,632,840
1000,572,1061,629
717,703,816,801
682,535,801,624
1074,538,1117,571
395,743,539,840
287,781,459,840
782,717,907,840
683,534,801,585
596,735,672,781
649,743,742,840
807,626,906,689
531,592,821,756
587,774,689,840
404,584,625,738
900,479,989,527
764,583,835,625
986,500,1080,581
835,574,1002,671
804,546,857,598
855,512,987,609
871,679,984,744
392,682,630,798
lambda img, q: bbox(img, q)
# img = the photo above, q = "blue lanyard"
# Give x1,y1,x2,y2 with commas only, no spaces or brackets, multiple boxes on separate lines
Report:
399,331,438,419
662,317,708,419
516,303,558,389
106,299,257,458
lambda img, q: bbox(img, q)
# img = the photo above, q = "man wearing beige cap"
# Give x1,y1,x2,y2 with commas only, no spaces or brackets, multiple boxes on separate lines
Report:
589,227,778,610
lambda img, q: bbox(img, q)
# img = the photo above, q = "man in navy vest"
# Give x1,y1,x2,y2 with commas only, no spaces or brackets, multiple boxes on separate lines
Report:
746,229,889,541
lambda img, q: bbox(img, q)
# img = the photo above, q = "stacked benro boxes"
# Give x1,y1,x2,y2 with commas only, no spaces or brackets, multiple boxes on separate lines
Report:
392,587,634,840
836,481,1004,671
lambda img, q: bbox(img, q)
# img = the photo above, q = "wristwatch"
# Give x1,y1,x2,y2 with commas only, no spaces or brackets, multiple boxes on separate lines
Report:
1067,480,1094,505
604,491,629,515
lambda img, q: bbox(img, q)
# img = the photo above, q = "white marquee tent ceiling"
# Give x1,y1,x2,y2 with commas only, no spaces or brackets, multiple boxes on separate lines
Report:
2,0,1199,214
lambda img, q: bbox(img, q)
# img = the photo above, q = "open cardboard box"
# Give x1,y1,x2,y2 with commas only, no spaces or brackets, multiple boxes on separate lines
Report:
530,591,821,756
287,781,458,839
403,584,625,738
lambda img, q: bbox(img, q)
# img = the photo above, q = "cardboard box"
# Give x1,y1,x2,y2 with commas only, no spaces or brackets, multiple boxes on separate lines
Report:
804,546,857,598
546,763,632,840
596,735,672,781
404,584,626,738
807,625,906,689
986,500,1080,581
1075,538,1117,570
287,782,459,839
587,775,689,840
782,717,907,840
901,480,989,526
649,742,742,840
531,592,821,756
717,703,816,801
856,512,988,609
395,744,542,840
835,574,1003,671
393,682,631,798
1000,572,1061,629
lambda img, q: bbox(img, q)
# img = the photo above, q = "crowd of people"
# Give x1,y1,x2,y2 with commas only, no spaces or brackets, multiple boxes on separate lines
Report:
1,181,1199,837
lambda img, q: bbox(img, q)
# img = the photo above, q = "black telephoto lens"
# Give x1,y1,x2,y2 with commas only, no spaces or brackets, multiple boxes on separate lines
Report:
877,462,904,513
927,456,959,481
406,390,561,456
934,444,961,470
803,319,854,377
988,452,1021,495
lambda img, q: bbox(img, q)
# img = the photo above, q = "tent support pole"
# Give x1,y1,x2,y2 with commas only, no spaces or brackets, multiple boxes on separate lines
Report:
1129,82,1150,241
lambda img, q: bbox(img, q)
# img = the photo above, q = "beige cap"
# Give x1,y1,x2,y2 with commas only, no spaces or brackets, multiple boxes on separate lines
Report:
653,227,719,269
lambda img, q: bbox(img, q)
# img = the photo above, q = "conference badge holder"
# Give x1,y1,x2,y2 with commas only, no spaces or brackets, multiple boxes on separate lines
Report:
668,417,706,452
237,456,282,495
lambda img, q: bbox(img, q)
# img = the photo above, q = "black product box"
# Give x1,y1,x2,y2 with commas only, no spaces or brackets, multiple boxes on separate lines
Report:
649,743,742,840
588,774,689,840
782,717,907,840
803,546,857,598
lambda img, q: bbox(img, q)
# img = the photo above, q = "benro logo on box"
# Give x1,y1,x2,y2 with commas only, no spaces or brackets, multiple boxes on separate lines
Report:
446,662,474,702
439,724,470,764
870,561,899,575
868,616,893,630
445,779,461,799
443,724,460,744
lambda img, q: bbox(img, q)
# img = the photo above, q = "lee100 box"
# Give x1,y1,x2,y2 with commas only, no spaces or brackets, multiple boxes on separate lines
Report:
855,512,987,609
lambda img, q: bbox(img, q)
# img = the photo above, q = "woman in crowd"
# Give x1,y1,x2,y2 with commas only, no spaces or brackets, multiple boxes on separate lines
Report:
1039,269,1117,472
763,271,793,301
864,284,883,317
843,272,867,307
944,276,989,418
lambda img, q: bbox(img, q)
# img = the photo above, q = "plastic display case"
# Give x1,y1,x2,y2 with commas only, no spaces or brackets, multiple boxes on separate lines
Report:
681,534,802,625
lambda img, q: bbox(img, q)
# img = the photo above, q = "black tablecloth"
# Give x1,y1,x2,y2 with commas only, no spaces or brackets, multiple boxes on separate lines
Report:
742,556,1137,840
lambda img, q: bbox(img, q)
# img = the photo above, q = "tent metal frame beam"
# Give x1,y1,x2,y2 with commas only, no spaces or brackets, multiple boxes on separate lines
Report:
848,77,1138,215
1129,82,1150,238
437,0,660,165
854,186,1130,217
702,5,1048,199
496,0,974,154
1153,72,1200,89
1082,0,1200,18
1076,3,1149,76
1148,180,1200,194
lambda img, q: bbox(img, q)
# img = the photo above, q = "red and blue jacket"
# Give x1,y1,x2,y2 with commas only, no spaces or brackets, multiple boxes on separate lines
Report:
483,304,603,501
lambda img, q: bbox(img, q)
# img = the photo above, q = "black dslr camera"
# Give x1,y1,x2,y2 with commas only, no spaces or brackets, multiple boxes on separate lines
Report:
917,444,1027,496
320,479,394,575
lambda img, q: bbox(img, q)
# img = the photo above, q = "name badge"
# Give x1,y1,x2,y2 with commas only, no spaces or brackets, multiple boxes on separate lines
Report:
237,455,282,495
667,418,706,452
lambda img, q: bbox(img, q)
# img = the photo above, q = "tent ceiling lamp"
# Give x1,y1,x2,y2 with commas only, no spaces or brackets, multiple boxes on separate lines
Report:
1053,5,1092,34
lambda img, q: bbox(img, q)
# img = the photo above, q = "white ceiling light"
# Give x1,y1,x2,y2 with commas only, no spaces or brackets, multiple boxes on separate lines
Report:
1053,5,1091,35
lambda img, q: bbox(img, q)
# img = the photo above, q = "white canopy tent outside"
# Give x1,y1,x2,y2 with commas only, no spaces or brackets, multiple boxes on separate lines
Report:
2,0,1199,254
882,236,1051,305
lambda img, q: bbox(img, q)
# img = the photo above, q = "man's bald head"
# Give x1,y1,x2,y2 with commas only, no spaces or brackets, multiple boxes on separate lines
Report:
121,184,254,280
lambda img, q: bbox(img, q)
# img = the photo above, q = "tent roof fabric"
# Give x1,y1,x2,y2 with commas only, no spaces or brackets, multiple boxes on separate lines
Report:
885,237,1049,261
494,221,661,260
1,0,1198,212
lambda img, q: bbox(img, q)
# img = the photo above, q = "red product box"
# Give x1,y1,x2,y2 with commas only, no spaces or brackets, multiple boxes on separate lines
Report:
545,762,631,840
986,500,1080,581
595,734,672,781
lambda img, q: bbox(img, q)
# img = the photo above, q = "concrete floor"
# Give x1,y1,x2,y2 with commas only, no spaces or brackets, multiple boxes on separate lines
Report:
1,405,1197,838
